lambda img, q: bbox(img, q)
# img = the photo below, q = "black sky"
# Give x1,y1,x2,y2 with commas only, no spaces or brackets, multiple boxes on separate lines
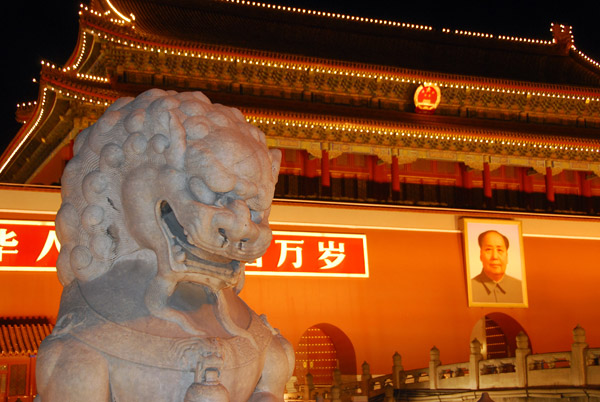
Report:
2,0,599,154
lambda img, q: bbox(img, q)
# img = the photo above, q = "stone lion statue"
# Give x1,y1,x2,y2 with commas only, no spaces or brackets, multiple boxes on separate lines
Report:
36,89,293,402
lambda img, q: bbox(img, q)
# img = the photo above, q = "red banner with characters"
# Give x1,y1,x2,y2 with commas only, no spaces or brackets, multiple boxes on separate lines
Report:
0,220,60,271
246,231,369,277
0,221,369,278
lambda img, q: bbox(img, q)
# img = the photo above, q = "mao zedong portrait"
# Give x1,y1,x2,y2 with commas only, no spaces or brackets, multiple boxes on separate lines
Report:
471,230,523,304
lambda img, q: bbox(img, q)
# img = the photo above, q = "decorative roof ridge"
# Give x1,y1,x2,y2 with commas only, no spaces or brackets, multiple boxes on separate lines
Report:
85,0,600,82
2,70,116,175
39,68,117,103
241,109,600,149
84,1,574,56
41,63,111,86
217,0,437,31
80,2,134,28
219,1,600,75
73,17,600,101
216,0,570,52
571,46,600,71
0,88,54,175
41,78,119,105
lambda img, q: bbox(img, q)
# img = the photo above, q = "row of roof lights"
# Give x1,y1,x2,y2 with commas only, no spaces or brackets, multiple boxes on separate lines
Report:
40,60,108,82
1,89,49,175
225,0,432,29
76,73,110,83
224,0,562,46
545,23,600,70
79,4,111,17
442,28,495,39
33,21,600,108
79,5,600,76
81,29,600,102
439,28,551,45
79,4,129,25
572,45,600,69
48,86,111,106
78,0,571,52
497,35,552,45
72,30,88,69
16,101,37,108
247,117,600,154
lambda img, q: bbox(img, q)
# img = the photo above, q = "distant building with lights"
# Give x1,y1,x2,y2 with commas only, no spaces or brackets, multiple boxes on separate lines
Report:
1,1,600,401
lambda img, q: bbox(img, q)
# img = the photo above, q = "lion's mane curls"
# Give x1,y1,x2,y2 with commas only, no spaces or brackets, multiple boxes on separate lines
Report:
56,89,270,285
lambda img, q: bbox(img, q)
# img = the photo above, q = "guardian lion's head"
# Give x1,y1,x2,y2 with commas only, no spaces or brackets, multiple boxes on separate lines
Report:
56,89,281,293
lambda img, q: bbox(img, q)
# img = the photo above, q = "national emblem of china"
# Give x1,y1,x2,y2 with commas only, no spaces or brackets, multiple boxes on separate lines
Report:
414,83,441,114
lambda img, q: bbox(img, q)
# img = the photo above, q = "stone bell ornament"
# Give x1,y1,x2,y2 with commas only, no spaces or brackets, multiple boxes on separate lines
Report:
35,89,294,402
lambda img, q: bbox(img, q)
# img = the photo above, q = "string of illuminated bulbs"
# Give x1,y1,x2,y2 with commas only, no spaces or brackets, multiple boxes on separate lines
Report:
71,5,600,104
221,0,600,70
14,4,600,157
0,88,50,175
51,6,592,97
246,116,600,155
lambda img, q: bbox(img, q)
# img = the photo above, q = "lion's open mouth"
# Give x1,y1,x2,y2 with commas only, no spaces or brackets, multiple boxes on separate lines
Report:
160,201,240,276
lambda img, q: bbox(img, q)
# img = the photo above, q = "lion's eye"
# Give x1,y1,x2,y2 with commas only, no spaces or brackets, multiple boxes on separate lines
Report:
250,209,264,224
189,176,217,205
215,192,236,207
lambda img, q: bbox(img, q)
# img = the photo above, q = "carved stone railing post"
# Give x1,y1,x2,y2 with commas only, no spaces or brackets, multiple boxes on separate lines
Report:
330,385,341,402
384,384,394,402
361,361,372,397
571,325,588,386
469,339,483,389
515,331,530,387
332,368,342,387
392,352,404,389
429,346,441,390
305,373,314,400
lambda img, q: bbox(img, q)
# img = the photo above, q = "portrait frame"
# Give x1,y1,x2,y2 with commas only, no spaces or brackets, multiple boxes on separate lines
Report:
461,218,528,308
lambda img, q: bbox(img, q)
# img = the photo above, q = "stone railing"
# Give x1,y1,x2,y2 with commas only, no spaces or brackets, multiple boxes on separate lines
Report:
324,325,600,402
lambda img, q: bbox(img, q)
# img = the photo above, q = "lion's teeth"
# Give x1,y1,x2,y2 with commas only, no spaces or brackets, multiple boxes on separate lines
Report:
173,245,186,263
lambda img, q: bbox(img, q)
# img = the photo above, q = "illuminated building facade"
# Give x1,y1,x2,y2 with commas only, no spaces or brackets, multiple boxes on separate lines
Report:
1,0,600,400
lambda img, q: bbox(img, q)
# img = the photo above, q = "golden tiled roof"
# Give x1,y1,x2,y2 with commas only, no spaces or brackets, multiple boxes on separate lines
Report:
96,0,600,87
0,322,53,357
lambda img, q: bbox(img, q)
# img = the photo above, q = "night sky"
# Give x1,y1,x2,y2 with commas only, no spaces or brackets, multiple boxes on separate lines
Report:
2,0,599,155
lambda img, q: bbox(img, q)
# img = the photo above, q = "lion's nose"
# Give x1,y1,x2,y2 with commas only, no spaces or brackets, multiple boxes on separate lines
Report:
212,200,259,249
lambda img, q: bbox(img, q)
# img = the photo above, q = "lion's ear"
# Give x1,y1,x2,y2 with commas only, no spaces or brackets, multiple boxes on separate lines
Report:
269,149,281,182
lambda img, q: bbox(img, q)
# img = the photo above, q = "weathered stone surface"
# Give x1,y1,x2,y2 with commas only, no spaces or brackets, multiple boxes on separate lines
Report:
36,89,293,401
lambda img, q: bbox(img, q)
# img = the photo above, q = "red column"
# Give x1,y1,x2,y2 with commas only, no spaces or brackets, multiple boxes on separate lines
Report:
483,162,492,198
321,149,330,187
303,151,318,178
367,155,375,180
579,171,592,197
545,167,555,203
460,163,472,189
520,167,533,193
578,171,593,213
519,167,534,210
391,156,400,192
373,158,386,183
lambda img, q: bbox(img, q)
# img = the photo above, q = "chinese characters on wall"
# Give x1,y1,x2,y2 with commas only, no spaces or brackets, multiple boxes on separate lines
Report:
0,220,60,271
0,221,369,277
246,231,369,277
